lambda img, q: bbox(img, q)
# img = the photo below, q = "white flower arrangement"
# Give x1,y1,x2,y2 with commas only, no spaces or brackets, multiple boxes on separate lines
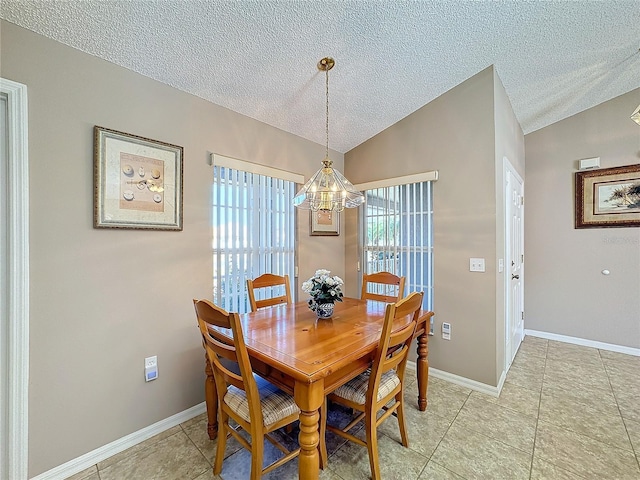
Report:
301,269,344,311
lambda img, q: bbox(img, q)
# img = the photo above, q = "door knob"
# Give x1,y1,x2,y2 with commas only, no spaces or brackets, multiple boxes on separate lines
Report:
512,274,520,280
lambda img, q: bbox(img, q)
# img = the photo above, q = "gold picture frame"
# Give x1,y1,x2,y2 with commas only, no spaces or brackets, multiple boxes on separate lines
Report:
310,210,339,236
575,164,640,228
94,126,183,230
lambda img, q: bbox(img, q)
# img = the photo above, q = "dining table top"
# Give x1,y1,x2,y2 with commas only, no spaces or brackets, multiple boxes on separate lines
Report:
235,296,412,384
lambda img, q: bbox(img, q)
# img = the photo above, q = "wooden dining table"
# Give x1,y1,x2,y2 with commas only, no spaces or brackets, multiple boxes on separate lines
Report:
202,297,433,480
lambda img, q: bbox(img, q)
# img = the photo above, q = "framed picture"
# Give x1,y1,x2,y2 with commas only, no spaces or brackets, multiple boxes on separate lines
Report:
310,210,340,236
94,126,183,230
575,164,640,228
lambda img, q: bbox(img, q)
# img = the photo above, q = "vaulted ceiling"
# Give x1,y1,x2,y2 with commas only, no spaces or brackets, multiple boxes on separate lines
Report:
2,1,639,153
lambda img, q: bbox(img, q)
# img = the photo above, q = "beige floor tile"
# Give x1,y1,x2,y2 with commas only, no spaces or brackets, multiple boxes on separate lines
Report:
602,355,640,382
517,337,548,358
430,422,531,479
511,351,546,372
377,404,451,458
523,335,548,346
539,390,632,451
181,412,244,465
608,368,640,395
616,389,640,423
599,350,640,365
180,411,209,430
546,342,603,368
192,470,222,480
541,380,618,415
427,375,452,390
543,359,611,392
602,355,640,377
623,417,640,454
471,381,540,417
97,425,182,470
535,420,640,479
426,375,473,397
99,429,211,480
530,456,586,479
327,432,428,480
545,356,609,377
504,364,544,391
64,466,99,480
451,394,536,453
419,380,470,422
418,460,466,479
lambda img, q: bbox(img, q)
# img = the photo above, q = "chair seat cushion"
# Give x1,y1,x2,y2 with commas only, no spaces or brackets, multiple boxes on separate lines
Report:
224,380,300,427
333,369,400,405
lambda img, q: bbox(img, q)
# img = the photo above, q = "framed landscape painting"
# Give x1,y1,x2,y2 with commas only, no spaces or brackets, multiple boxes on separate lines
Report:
575,164,640,228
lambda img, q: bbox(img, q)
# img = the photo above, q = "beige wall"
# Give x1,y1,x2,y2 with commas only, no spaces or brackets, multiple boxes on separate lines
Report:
1,21,346,476
345,67,506,387
524,88,640,348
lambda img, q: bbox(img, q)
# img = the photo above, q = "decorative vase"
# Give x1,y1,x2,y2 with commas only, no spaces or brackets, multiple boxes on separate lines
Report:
315,302,334,319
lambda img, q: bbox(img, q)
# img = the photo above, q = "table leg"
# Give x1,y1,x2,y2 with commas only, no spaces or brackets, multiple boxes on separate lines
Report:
416,331,429,411
204,353,218,440
294,380,324,480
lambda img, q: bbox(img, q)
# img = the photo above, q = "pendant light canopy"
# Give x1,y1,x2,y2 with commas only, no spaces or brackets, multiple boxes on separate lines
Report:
293,57,365,212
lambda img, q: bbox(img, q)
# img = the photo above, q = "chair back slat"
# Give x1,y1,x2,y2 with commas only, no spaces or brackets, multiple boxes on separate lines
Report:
247,273,292,311
367,291,423,402
361,271,406,303
193,299,263,424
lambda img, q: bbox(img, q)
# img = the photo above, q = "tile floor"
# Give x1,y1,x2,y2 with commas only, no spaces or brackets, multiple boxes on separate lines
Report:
67,336,640,479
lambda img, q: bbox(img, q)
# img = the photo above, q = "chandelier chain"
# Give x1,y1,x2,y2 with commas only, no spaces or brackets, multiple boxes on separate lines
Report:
325,64,329,159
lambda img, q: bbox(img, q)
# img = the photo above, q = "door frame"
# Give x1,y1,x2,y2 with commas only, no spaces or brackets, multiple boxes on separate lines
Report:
1,77,30,480
503,157,524,371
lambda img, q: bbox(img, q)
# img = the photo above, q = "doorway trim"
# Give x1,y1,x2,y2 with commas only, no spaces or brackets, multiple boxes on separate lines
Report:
1,77,30,480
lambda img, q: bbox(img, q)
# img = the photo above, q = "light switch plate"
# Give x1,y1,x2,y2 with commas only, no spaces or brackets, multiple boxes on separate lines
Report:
470,258,485,272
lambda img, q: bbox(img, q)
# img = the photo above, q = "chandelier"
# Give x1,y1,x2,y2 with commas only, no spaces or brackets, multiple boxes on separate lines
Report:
293,57,365,212
632,104,640,125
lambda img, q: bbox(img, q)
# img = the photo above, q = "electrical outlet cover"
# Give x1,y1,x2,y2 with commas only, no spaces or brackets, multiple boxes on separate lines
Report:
145,356,157,368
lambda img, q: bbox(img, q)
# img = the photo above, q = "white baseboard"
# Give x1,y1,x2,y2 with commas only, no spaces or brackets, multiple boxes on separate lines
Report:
407,361,503,398
30,402,206,480
429,367,501,397
525,329,640,357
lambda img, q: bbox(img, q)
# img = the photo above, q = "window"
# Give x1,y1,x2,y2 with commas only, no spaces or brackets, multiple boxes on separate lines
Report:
212,155,302,313
358,172,437,311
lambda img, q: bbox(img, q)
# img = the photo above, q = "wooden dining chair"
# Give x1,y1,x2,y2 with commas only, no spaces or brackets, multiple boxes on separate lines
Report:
325,291,423,480
361,271,406,303
193,299,301,479
247,273,292,312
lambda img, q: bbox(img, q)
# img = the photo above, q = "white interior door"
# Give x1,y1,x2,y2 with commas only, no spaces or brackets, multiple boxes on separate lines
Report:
505,160,524,368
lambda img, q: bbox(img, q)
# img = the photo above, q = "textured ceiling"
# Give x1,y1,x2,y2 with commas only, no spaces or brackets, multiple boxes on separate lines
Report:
2,1,639,153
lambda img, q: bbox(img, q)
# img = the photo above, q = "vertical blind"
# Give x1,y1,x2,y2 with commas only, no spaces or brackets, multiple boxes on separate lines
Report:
212,155,300,314
359,174,435,311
